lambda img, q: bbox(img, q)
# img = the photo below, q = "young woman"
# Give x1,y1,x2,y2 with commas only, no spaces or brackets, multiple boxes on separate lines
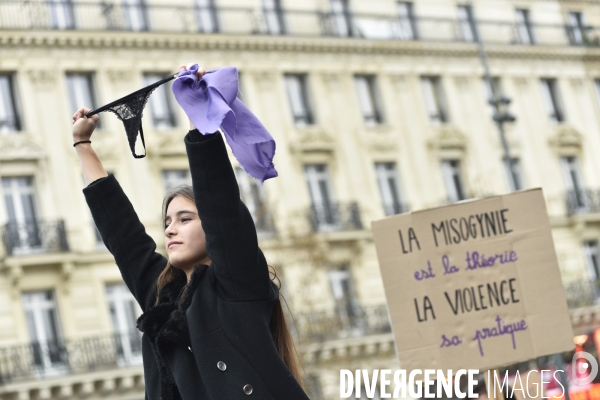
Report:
73,65,309,400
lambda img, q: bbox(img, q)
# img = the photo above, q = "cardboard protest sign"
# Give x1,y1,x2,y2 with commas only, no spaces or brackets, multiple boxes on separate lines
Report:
371,189,573,372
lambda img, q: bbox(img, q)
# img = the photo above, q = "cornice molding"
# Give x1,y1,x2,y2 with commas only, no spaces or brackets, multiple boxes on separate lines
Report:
2,30,600,61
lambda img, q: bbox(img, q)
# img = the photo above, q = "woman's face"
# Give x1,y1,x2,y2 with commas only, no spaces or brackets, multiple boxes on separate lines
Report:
164,196,208,271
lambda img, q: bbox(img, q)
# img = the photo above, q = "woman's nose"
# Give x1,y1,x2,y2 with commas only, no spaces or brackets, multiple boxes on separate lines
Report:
165,224,177,236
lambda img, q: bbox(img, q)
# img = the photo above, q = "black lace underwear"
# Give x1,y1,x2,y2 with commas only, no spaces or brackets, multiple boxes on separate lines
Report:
85,73,177,158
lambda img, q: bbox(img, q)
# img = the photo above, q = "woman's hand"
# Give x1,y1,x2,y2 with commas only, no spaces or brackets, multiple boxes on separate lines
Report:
72,107,100,143
179,64,206,130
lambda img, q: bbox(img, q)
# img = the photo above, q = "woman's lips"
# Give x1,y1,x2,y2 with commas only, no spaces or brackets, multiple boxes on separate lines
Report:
168,242,182,249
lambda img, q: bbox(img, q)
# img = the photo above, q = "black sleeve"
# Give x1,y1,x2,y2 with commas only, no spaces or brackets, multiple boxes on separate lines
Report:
83,174,167,311
185,130,272,301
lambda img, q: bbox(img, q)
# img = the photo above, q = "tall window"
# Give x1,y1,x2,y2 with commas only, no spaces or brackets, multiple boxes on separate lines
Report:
66,73,100,128
396,2,416,40
0,74,21,133
595,79,600,110
123,0,148,31
421,76,449,124
515,9,534,45
106,283,142,364
330,0,353,37
195,0,219,33
162,169,191,191
144,73,177,129
567,11,589,45
285,74,314,126
354,75,384,125
328,266,362,332
583,241,600,281
375,162,407,216
441,160,467,203
263,0,285,35
561,156,587,211
457,5,476,42
504,157,525,192
2,176,42,254
22,290,67,375
540,79,564,123
47,0,75,29
235,168,273,234
304,164,337,230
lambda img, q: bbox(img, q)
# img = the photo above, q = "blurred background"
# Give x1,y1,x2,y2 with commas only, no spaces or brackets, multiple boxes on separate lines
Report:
0,0,600,399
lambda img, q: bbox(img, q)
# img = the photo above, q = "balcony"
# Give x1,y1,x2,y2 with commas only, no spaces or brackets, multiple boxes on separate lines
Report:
1,220,69,256
0,2,599,48
565,190,600,215
0,332,142,384
563,278,600,309
307,202,362,232
293,304,391,343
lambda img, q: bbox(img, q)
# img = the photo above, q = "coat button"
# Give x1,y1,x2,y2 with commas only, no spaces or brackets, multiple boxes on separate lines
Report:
217,361,226,371
243,384,253,395
187,346,193,353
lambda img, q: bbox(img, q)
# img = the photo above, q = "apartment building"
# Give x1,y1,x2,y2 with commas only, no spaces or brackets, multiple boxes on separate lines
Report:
0,0,600,399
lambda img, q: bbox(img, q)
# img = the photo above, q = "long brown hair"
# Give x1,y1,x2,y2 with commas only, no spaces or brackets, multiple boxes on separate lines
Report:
157,185,303,385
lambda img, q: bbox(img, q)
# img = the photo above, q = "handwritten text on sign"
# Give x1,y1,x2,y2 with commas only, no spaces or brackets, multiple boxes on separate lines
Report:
371,190,573,372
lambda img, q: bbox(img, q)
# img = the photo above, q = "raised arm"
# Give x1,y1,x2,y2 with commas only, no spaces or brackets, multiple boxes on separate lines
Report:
185,130,272,302
74,107,166,311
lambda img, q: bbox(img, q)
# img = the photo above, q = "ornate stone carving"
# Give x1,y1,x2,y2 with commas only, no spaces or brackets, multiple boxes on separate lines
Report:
27,69,57,89
290,127,335,153
322,73,343,91
548,125,583,149
253,71,277,91
427,125,467,150
0,134,46,160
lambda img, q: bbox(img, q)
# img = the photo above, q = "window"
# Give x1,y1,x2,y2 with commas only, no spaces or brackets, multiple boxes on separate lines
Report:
2,176,43,254
457,5,476,42
567,11,589,45
539,79,564,123
22,290,67,375
304,164,337,230
354,75,384,125
375,162,407,216
330,0,353,37
235,168,273,234
66,73,100,128
47,0,75,29
328,266,362,332
595,79,600,110
195,0,218,33
162,169,191,191
123,0,148,31
421,76,449,124
583,241,600,281
144,73,177,129
106,283,143,364
0,73,21,133
263,0,285,34
396,2,416,40
441,160,467,203
504,158,525,192
515,9,534,45
561,156,587,211
285,74,314,126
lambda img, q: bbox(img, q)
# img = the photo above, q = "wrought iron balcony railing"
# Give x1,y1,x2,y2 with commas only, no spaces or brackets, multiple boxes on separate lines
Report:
563,278,600,309
565,190,600,215
308,202,362,232
1,219,69,256
0,332,143,384
292,304,391,343
0,1,599,48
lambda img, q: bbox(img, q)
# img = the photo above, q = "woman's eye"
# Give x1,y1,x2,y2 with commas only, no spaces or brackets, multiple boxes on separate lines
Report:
182,218,191,222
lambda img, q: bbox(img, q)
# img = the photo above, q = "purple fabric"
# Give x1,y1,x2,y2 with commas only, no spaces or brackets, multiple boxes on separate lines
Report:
172,64,278,183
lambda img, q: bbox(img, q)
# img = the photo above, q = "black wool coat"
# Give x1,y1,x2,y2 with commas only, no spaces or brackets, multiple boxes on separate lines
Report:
84,130,309,400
